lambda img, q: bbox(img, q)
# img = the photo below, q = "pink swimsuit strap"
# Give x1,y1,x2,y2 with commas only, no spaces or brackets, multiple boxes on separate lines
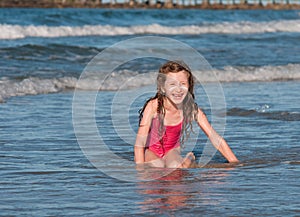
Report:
146,116,183,158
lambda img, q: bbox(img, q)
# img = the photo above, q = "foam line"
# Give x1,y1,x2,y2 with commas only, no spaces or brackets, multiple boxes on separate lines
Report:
1,19,300,39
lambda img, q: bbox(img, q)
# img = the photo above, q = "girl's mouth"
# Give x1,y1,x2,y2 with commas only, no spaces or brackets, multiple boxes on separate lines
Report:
172,93,184,100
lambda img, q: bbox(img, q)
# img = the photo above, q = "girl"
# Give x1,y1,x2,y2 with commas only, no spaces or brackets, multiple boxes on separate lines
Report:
134,61,239,168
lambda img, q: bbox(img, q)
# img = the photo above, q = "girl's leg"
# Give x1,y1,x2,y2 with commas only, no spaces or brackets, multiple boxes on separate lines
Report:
164,147,183,168
145,149,165,168
164,147,195,168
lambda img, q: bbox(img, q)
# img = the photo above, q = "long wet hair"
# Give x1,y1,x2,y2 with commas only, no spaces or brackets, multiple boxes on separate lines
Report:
139,60,198,146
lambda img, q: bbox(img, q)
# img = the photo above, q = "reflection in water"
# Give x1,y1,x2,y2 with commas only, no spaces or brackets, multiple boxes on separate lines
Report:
136,168,232,214
137,169,191,214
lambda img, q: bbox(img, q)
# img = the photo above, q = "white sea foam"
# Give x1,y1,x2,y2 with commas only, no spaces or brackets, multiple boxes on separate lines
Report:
1,19,300,39
214,64,300,82
1,64,300,102
0,77,77,103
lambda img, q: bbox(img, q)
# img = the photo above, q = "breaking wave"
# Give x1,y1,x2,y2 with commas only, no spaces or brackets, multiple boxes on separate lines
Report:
1,63,300,102
1,19,300,39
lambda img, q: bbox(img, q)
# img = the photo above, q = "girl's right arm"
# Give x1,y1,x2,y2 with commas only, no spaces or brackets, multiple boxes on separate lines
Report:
134,100,155,164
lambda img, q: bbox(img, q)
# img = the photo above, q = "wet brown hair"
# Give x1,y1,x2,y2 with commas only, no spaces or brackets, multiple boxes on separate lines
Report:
139,60,198,146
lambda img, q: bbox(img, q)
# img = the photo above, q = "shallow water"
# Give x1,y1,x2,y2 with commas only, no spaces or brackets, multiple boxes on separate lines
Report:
1,81,299,216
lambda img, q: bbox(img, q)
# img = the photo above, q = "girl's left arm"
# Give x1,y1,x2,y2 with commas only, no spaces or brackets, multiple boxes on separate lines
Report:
197,108,239,163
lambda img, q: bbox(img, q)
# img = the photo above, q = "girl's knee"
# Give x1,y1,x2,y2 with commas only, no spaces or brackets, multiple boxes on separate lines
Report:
166,159,182,168
164,148,183,168
148,159,165,168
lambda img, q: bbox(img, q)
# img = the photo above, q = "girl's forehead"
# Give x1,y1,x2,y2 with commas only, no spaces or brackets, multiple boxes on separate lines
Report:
165,71,188,81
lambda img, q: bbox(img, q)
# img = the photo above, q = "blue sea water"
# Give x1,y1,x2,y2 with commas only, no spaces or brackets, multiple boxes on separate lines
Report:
0,8,299,216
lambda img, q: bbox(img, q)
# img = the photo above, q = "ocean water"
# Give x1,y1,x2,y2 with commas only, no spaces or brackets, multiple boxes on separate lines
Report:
0,8,299,216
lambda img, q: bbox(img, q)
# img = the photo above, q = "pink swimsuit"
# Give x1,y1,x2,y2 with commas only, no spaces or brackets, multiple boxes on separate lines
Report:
146,117,183,158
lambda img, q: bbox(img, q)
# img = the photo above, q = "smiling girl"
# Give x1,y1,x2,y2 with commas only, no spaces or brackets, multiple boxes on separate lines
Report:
134,61,239,168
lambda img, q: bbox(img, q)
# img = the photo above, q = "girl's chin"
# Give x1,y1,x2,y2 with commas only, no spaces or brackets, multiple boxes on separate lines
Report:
170,98,184,105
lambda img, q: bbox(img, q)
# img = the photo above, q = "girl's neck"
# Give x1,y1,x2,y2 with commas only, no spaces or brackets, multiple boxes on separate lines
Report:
162,97,183,126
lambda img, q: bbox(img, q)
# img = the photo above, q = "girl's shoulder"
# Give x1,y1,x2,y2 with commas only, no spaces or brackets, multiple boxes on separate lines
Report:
196,107,207,121
197,107,204,114
143,98,158,117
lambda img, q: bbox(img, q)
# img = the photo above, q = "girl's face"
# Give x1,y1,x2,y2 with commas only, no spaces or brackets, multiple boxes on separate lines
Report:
163,71,189,106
